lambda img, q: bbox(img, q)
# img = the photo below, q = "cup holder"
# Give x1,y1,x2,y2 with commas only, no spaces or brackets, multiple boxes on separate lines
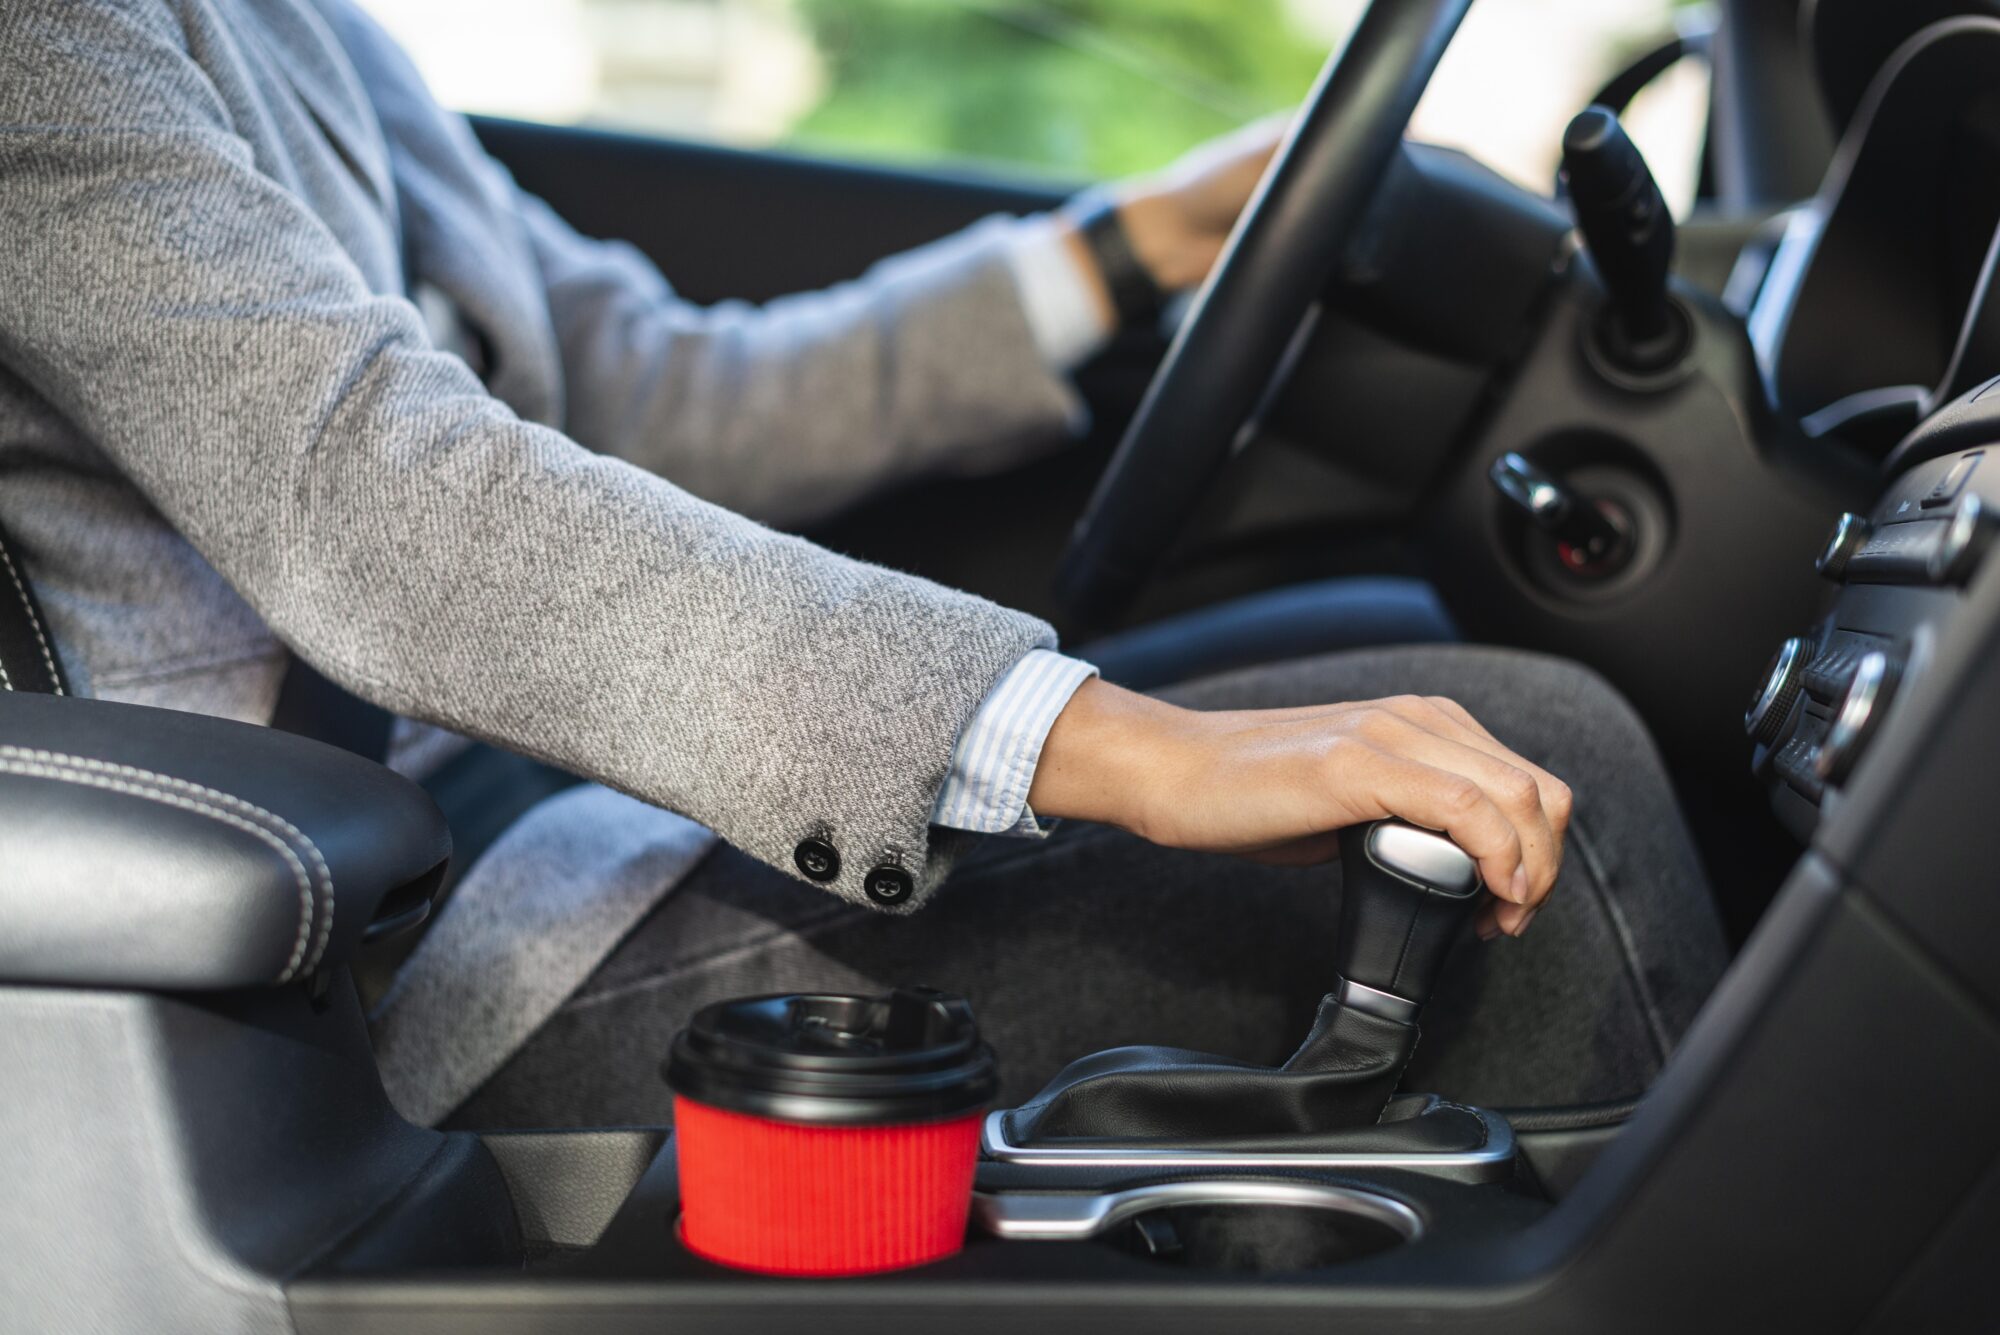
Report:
973,1180,1420,1274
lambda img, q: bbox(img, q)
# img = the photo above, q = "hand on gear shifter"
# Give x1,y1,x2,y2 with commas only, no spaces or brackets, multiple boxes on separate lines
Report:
1026,680,1572,939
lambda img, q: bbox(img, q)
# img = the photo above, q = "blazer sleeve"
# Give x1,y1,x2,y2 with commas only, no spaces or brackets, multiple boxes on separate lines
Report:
516,192,1088,526
0,2,1046,910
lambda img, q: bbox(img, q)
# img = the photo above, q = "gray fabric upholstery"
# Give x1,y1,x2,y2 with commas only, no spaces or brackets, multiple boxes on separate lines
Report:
449,646,1729,1129
0,0,1082,913
370,785,712,1127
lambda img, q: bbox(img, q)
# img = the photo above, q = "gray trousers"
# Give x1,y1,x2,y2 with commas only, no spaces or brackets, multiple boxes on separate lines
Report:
447,646,1728,1130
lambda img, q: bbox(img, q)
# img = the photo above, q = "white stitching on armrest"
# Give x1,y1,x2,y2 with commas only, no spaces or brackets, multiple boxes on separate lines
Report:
0,746,337,973
0,755,317,983
0,545,64,695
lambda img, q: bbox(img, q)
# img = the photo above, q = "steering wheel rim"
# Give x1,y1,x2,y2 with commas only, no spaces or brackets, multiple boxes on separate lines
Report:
1053,0,1474,626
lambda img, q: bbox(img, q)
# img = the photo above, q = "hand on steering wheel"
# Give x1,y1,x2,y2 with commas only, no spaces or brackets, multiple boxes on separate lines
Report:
1057,0,1475,625
1057,117,1290,321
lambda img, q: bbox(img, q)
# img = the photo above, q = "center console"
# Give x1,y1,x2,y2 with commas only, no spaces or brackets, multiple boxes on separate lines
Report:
273,380,2000,1327
282,820,1557,1322
9,467,2000,1331
276,384,2000,1335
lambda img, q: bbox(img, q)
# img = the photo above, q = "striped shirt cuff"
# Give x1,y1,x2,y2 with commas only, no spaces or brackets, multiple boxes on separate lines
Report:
1002,214,1115,372
932,649,1099,837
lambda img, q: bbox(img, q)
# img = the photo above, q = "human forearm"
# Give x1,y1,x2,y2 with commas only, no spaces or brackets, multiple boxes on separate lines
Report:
523,199,1083,526
0,97,1048,910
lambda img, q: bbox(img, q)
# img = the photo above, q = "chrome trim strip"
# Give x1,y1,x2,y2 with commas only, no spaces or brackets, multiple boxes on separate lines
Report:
1930,491,1986,583
972,1178,1425,1243
1367,821,1481,896
1817,650,1890,782
1336,975,1421,1025
1816,511,1868,577
980,1109,1515,1181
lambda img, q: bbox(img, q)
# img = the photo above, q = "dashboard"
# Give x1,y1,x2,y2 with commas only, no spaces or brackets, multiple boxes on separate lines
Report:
1751,421,1998,839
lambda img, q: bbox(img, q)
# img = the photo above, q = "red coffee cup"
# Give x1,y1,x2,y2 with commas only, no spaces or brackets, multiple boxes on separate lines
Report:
663,988,998,1276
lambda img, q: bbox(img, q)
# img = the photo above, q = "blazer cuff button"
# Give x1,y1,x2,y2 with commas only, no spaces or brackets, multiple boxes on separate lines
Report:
864,865,915,905
794,836,841,883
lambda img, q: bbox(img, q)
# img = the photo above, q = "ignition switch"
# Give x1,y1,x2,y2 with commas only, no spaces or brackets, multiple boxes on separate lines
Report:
1489,451,1633,577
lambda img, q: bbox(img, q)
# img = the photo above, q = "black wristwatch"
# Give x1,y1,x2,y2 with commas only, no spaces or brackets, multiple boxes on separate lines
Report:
1071,194,1166,330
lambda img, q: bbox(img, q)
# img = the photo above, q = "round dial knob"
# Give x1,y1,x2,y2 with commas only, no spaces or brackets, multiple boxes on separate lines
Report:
1815,650,1900,784
1745,636,1808,746
1815,512,1872,581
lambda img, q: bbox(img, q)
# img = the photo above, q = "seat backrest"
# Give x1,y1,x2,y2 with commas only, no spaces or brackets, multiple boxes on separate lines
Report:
0,519,69,696
0,509,394,758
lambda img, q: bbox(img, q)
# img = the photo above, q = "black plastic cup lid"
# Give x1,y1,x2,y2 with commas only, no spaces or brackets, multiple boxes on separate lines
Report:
662,987,999,1127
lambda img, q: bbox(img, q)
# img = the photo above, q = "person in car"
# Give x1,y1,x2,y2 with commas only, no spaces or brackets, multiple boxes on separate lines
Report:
0,0,1724,1127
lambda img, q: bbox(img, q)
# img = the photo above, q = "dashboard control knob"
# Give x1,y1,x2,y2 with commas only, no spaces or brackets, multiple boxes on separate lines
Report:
1927,492,1994,586
1745,636,1809,746
1815,650,1900,785
1815,512,1872,581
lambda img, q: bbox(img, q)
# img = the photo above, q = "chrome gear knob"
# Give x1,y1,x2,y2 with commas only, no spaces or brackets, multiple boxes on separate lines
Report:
1333,820,1485,1022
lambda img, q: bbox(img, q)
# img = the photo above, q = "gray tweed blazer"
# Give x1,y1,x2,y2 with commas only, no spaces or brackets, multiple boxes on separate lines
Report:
0,0,1084,912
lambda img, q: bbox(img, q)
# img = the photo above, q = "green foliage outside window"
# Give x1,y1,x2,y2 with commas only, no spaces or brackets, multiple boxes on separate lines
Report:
787,0,1328,180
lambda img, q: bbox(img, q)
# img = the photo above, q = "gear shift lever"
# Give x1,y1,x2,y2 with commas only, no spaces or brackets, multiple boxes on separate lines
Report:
1333,820,1485,1024
1002,821,1492,1147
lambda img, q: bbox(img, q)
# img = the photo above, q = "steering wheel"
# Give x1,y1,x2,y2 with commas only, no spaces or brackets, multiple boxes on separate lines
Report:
1054,0,1474,625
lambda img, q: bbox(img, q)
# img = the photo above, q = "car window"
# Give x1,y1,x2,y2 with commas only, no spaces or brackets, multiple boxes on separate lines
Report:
357,0,1709,212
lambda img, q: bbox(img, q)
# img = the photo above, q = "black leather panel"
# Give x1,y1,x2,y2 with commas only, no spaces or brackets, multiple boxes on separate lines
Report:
1005,995,1417,1147
0,691,450,989
1334,821,1482,1003
0,524,70,696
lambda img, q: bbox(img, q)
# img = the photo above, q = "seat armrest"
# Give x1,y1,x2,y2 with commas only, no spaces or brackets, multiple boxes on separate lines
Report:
0,691,450,990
